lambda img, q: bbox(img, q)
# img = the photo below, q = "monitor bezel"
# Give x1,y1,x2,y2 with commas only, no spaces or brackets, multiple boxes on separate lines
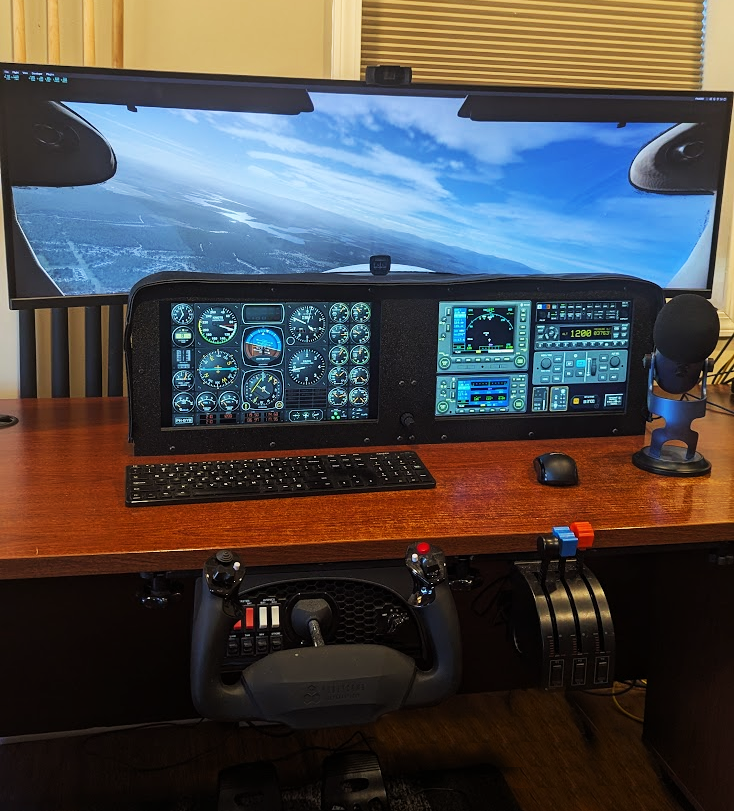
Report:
2,61,731,309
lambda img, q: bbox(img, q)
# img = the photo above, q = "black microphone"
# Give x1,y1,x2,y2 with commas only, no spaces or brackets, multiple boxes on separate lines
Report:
632,293,719,476
652,294,720,394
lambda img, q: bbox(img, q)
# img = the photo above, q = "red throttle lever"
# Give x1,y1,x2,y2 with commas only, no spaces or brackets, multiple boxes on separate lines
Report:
570,521,595,551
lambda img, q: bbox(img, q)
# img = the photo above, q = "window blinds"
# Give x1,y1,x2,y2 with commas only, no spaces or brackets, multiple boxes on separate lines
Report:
361,1,706,89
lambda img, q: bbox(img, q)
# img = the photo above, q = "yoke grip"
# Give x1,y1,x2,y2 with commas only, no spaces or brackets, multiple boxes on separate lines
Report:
405,580,462,706
190,579,255,721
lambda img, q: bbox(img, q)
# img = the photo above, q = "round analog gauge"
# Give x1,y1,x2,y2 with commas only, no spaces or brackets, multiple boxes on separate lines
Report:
218,391,240,412
329,302,350,323
196,391,217,412
171,303,194,325
173,392,195,413
289,305,326,342
329,345,348,366
350,323,371,344
198,350,239,389
288,348,326,385
350,345,370,365
328,366,348,386
172,370,194,391
329,323,349,345
172,326,194,347
349,366,369,385
349,387,369,405
243,327,283,365
198,306,238,344
328,387,348,406
351,302,371,323
243,371,283,409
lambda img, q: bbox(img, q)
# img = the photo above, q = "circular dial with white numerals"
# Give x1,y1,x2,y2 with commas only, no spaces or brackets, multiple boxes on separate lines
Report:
243,370,283,408
288,305,326,342
288,348,326,385
198,306,238,345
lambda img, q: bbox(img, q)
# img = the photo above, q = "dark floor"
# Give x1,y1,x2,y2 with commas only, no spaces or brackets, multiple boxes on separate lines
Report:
0,685,686,811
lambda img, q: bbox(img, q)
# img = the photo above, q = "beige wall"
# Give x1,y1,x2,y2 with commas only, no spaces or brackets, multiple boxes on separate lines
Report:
0,0,331,75
122,0,332,78
0,0,332,397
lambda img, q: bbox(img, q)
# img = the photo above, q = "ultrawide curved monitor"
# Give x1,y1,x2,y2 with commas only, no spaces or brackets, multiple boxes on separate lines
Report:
1,62,731,308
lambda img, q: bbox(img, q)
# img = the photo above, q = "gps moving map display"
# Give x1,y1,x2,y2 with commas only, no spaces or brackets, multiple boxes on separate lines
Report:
167,299,378,428
434,298,630,417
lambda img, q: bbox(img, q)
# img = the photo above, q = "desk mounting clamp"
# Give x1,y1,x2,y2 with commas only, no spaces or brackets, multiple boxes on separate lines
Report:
511,522,615,691
708,542,734,566
137,571,184,609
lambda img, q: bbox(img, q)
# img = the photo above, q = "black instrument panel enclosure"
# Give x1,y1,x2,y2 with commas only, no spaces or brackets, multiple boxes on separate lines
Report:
125,272,663,456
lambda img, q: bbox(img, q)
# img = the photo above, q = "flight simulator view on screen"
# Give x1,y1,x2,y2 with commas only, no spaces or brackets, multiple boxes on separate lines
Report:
0,64,731,307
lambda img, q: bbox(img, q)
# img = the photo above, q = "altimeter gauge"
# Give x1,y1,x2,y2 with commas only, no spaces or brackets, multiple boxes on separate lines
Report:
289,305,326,342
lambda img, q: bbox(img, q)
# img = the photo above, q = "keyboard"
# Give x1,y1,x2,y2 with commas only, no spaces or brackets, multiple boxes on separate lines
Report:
126,450,435,506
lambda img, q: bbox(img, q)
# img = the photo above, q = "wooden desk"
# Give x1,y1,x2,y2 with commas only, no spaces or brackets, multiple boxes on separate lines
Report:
0,392,732,811
1,390,733,580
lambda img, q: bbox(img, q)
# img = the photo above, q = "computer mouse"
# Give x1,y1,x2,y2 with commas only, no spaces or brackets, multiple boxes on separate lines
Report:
533,452,579,486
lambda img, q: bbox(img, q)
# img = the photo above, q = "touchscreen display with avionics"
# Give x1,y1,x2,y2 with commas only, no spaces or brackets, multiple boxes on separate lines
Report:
126,273,663,455
165,298,379,428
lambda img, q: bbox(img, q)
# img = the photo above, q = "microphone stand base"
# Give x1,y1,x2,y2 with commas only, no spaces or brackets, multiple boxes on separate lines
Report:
632,446,711,477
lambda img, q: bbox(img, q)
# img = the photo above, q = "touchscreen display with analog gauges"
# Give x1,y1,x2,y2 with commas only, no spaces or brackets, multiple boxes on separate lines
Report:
167,299,379,428
126,273,663,456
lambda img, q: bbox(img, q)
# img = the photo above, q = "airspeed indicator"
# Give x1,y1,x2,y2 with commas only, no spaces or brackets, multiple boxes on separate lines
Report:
198,306,238,344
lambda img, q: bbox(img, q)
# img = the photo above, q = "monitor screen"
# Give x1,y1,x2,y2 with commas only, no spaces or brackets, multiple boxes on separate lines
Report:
1,63,731,308
166,297,379,428
125,274,663,456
